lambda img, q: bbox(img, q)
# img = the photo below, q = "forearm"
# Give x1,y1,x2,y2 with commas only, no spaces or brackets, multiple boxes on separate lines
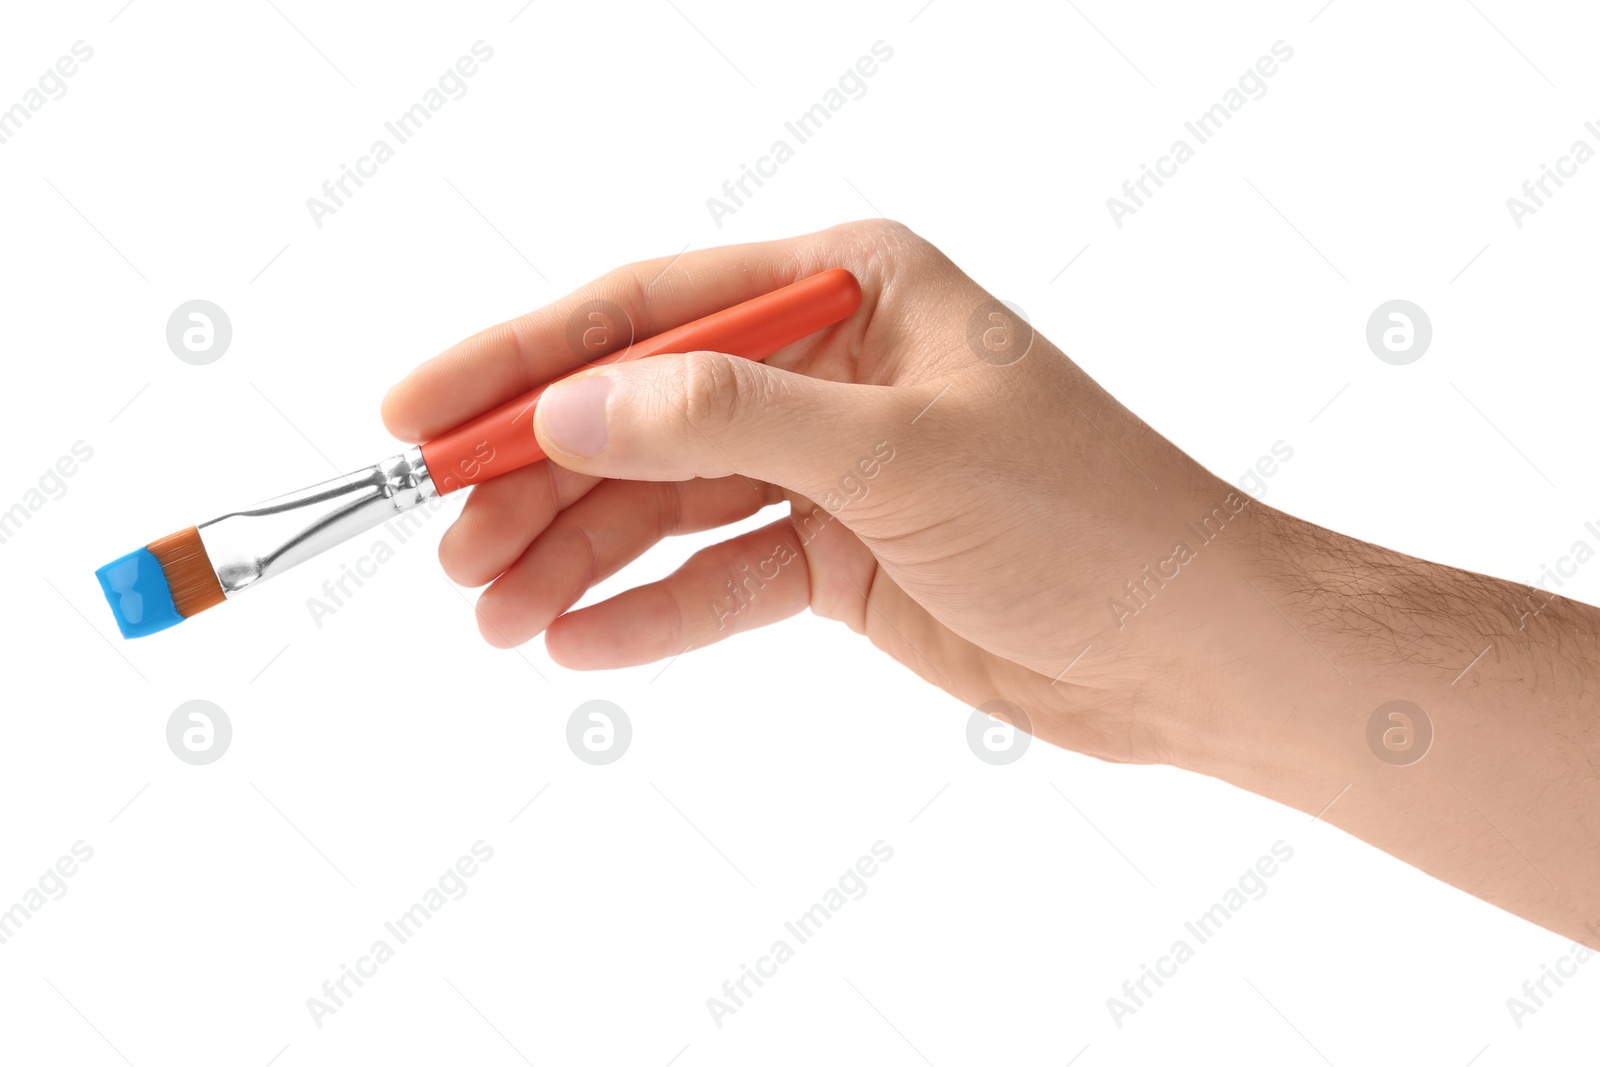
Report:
1172,502,1600,947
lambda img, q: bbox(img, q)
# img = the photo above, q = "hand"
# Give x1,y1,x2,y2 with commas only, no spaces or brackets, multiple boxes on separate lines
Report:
382,219,1266,766
386,220,1600,946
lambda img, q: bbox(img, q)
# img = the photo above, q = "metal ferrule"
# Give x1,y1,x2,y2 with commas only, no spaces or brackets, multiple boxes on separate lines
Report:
196,448,437,596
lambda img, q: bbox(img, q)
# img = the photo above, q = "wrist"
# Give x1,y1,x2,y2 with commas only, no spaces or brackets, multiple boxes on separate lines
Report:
1148,501,1600,944
1133,497,1464,783
1137,500,1365,798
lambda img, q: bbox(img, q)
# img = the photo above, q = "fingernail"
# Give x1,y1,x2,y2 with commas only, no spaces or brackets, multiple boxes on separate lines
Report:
539,374,611,457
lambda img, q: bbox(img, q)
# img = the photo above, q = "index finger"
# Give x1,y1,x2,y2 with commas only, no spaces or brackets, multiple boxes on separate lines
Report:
380,220,880,443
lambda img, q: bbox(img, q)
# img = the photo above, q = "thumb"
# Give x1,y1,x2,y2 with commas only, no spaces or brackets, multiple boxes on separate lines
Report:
533,351,913,501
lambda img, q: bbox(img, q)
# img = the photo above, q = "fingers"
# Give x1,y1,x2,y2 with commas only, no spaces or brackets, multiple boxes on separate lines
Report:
543,517,814,668
437,461,599,588
381,221,885,444
532,351,913,516
538,512,973,680
473,475,778,648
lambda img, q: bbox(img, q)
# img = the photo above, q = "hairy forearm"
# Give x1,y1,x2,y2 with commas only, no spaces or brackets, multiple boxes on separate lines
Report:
1175,502,1600,947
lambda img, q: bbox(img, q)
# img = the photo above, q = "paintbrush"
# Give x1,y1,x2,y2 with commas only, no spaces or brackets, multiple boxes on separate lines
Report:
94,268,862,637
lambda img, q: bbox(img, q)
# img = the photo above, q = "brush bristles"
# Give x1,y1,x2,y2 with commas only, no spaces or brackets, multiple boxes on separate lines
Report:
147,527,226,619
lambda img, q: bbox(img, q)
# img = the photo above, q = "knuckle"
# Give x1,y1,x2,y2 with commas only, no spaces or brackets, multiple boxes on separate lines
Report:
830,218,949,285
840,217,924,252
675,350,747,440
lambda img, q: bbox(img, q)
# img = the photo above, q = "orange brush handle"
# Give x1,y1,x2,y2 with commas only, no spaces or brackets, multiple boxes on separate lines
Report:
421,268,862,493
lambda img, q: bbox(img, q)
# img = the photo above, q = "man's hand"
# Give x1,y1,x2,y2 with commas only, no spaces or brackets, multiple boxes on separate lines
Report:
383,219,1600,948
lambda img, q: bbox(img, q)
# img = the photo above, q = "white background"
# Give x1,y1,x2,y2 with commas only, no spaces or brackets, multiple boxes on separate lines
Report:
2,0,1598,1064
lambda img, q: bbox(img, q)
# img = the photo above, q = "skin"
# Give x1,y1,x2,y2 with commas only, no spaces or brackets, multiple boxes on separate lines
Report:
383,219,1600,948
